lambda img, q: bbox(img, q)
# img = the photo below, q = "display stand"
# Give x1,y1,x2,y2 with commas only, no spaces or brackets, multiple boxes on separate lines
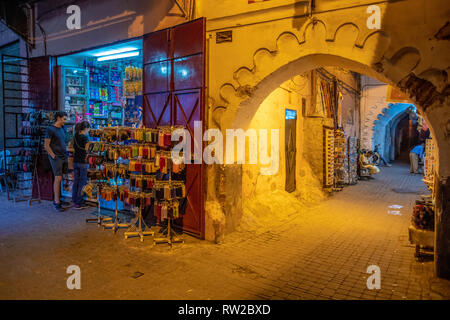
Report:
124,206,154,242
102,155,129,233
154,172,183,247
86,191,112,226
154,217,184,247
102,185,129,233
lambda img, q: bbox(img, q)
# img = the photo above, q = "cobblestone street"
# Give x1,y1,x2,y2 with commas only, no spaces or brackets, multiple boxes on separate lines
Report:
1,163,449,300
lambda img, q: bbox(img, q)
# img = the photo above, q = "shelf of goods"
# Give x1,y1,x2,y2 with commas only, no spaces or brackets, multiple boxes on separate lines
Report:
324,127,335,190
4,110,54,203
334,129,346,187
60,67,89,124
86,63,124,128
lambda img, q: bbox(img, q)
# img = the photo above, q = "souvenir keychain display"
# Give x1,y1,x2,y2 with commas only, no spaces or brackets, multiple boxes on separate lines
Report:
82,125,187,246
122,129,158,242
152,174,185,247
98,127,130,233
84,182,113,226
84,129,122,227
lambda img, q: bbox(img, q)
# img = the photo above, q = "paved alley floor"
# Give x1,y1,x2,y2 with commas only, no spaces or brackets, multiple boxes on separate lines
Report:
0,163,449,300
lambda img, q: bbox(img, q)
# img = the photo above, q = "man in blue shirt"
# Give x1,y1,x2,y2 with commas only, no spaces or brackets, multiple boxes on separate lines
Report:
409,143,424,174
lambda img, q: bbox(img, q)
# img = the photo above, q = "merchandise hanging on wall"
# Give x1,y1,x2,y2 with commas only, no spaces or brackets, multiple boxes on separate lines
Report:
334,129,346,189
346,136,358,185
323,127,335,191
423,138,436,189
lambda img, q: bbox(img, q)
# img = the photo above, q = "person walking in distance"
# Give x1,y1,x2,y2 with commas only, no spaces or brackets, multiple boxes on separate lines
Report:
409,143,425,174
44,111,68,212
72,121,90,210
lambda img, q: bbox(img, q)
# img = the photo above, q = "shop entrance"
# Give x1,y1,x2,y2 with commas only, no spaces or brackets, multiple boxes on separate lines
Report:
394,112,420,162
39,18,206,238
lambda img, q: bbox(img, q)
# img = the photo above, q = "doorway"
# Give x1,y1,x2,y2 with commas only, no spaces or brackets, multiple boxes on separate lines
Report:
285,109,297,193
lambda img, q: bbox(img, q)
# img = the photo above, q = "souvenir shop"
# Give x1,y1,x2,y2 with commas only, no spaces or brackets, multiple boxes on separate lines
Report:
57,38,144,130
316,69,359,193
56,39,144,202
1,19,206,241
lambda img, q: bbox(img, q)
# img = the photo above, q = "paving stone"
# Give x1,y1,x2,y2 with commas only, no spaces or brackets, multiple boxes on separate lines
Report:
1,164,449,299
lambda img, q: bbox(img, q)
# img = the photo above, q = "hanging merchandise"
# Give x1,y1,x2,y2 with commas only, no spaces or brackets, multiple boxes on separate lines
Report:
346,137,358,185
423,138,436,189
334,129,346,189
124,65,143,96
323,127,335,191
80,125,187,244
4,110,55,203
124,95,143,127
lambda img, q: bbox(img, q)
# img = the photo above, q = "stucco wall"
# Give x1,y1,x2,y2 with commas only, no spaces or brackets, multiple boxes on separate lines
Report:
360,75,388,150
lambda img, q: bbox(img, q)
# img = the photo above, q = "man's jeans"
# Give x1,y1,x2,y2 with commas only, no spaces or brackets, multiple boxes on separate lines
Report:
72,162,88,205
410,152,419,173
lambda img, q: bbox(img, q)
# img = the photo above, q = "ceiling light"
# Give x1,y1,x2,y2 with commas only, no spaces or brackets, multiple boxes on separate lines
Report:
97,51,140,61
93,47,138,57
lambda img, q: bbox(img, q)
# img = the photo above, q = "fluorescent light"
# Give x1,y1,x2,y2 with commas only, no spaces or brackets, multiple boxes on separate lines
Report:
93,47,138,57
97,51,140,61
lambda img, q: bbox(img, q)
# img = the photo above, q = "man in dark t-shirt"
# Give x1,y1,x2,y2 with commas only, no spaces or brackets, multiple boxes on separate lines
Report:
44,111,68,212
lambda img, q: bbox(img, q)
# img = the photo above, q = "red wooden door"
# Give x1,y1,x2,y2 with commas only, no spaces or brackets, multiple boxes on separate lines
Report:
28,56,57,201
143,18,206,238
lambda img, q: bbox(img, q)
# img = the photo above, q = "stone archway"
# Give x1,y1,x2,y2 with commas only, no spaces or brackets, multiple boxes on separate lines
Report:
213,20,449,176
206,4,450,277
372,103,413,161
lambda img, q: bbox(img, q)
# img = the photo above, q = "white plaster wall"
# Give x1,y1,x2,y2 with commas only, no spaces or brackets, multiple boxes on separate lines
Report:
242,78,303,199
360,75,388,150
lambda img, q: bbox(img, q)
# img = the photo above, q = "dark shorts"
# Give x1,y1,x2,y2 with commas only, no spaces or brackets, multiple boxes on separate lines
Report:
49,156,68,176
